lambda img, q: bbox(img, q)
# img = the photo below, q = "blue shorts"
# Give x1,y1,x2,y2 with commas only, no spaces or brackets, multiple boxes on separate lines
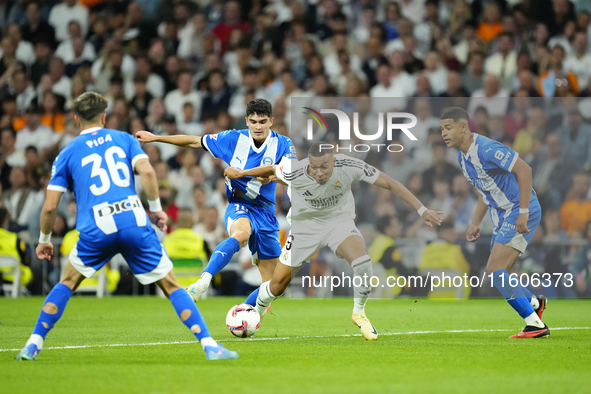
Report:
490,200,542,253
224,201,282,260
69,226,173,285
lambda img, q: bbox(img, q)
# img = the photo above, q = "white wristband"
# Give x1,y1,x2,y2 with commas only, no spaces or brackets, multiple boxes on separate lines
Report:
519,208,529,214
148,198,163,212
39,231,52,244
417,206,428,217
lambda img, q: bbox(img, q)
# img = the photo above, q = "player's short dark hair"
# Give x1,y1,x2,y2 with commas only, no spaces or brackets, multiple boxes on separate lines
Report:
440,107,469,123
308,141,333,157
74,91,108,122
246,98,272,118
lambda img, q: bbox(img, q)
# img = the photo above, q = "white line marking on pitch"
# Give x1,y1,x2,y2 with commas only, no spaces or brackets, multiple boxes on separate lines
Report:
1,327,589,352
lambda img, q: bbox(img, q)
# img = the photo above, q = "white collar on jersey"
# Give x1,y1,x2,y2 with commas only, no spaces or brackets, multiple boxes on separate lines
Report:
249,131,272,153
80,126,103,135
462,133,478,159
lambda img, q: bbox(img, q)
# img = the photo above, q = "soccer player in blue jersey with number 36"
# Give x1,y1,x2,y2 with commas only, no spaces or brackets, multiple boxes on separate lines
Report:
440,107,549,339
136,99,295,302
17,92,238,361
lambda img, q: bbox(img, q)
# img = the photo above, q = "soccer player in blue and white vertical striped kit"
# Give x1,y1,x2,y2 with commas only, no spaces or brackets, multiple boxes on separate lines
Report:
17,92,238,361
440,107,549,338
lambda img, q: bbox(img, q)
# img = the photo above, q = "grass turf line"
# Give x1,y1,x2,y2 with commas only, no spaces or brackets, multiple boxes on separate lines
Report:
0,297,590,394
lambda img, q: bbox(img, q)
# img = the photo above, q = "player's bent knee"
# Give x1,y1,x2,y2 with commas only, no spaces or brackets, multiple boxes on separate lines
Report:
231,230,250,246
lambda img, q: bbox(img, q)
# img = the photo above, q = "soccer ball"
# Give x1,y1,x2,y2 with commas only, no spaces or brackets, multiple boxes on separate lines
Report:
226,303,261,338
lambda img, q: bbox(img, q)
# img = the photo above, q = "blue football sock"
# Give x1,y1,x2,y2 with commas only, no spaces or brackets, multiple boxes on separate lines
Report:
491,269,535,318
204,237,241,276
169,288,211,341
32,283,73,339
244,287,260,306
520,284,532,302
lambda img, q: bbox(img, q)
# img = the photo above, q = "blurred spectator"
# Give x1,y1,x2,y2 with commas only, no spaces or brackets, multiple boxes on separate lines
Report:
2,166,41,231
381,141,417,186
201,69,232,120
0,128,25,190
556,107,591,169
30,41,53,86
468,74,509,117
461,51,485,94
40,90,65,133
439,70,470,98
564,30,591,89
48,0,89,43
538,45,579,97
128,76,153,120
13,70,36,113
3,24,35,66
484,32,517,91
560,172,591,234
0,207,33,291
211,0,249,55
543,209,569,242
21,2,56,49
48,57,72,100
476,2,503,42
513,106,546,161
15,104,55,152
504,91,531,140
125,55,164,99
571,220,591,297
177,102,203,136
421,142,461,197
164,71,202,125
193,205,226,252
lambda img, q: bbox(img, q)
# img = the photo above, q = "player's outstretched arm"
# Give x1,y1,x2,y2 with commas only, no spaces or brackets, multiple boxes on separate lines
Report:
135,158,168,232
511,158,533,234
36,190,63,260
224,165,277,179
373,172,443,227
135,130,202,149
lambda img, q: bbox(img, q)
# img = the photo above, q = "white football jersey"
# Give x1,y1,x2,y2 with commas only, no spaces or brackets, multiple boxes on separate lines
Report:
275,154,380,224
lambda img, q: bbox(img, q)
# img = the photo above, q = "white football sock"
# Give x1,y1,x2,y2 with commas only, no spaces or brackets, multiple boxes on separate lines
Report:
524,312,544,328
199,272,212,285
255,281,277,316
530,297,539,310
200,336,217,349
26,334,44,350
351,255,373,314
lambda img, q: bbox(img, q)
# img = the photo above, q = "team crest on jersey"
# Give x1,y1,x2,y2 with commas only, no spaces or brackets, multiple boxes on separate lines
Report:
475,166,484,176
334,180,343,190
262,157,273,165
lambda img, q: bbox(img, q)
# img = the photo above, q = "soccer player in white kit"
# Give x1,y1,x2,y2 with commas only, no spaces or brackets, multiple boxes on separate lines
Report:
224,142,443,340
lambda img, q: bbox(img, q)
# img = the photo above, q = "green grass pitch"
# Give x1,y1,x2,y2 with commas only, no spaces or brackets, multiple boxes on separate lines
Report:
1,297,590,394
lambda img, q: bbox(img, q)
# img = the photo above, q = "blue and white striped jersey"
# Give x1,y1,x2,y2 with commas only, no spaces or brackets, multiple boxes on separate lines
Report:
202,129,296,212
48,127,149,238
458,134,537,226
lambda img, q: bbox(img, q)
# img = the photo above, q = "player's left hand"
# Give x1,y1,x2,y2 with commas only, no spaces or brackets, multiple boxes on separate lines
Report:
422,209,444,227
224,167,242,179
257,176,272,184
36,242,54,260
150,211,168,232
516,213,530,234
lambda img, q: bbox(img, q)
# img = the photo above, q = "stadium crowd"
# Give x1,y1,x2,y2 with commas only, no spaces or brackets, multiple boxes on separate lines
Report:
1,0,591,297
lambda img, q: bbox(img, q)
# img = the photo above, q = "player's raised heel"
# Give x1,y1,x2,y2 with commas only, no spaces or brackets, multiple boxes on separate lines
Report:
187,277,210,302
352,312,378,341
534,295,548,320
16,344,40,361
509,324,550,338
204,345,239,360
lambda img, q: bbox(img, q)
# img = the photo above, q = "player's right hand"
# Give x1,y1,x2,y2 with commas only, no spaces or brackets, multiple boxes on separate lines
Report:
466,224,481,242
135,130,156,143
224,167,242,179
422,209,444,227
36,242,54,260
150,211,168,232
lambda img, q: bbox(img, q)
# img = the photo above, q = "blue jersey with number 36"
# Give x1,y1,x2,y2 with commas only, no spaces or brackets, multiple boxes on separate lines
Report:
48,127,150,239
458,133,538,227
202,129,296,212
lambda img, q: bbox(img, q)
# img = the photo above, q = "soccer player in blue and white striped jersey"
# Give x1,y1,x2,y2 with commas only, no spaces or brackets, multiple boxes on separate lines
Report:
136,99,296,302
440,107,549,339
17,92,237,361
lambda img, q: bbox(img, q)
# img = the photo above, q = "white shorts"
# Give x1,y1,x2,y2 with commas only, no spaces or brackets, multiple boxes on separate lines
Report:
279,219,362,268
